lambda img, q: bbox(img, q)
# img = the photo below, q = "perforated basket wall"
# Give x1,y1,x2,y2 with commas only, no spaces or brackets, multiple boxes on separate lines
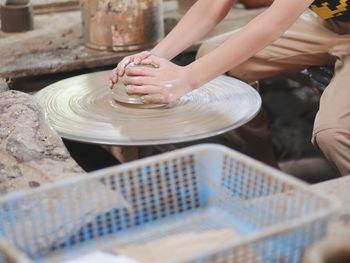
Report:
0,144,339,263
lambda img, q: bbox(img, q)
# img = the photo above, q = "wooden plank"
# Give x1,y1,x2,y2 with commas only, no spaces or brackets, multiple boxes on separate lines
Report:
31,0,77,7
33,0,80,14
1,45,132,79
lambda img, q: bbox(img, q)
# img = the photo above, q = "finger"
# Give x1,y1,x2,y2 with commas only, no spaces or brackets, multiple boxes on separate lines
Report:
117,57,131,76
123,76,157,86
125,66,157,77
109,71,118,84
140,57,161,68
141,94,169,104
126,85,162,95
134,51,152,64
108,80,115,90
117,64,125,77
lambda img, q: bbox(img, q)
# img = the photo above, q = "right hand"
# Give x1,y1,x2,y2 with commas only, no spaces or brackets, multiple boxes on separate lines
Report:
108,51,152,90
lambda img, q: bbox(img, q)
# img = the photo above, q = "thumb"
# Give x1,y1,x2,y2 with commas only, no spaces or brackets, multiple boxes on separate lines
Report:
134,51,152,64
140,56,163,68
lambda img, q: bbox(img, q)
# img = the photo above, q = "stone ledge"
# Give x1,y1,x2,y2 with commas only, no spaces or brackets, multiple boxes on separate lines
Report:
0,88,85,194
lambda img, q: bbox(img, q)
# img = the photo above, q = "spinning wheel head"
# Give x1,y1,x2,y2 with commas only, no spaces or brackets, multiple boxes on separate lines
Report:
35,71,261,146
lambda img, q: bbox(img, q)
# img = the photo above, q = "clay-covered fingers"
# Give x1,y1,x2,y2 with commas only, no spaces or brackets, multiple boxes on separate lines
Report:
116,57,132,77
108,51,152,89
140,56,162,68
108,80,114,90
126,85,162,95
123,76,157,86
108,69,119,89
133,51,152,64
117,51,152,77
125,65,157,77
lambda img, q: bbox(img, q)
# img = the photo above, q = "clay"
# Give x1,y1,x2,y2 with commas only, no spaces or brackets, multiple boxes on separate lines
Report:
35,71,261,146
111,62,164,108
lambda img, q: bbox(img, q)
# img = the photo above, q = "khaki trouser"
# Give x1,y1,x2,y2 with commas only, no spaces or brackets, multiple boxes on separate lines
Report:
197,11,350,176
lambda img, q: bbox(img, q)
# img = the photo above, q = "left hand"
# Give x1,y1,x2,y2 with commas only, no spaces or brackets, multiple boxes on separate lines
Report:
123,55,194,104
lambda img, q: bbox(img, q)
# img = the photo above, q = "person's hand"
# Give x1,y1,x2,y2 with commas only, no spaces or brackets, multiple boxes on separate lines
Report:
108,51,152,90
123,55,195,104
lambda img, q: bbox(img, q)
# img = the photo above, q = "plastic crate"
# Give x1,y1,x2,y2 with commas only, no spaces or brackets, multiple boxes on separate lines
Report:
0,144,340,263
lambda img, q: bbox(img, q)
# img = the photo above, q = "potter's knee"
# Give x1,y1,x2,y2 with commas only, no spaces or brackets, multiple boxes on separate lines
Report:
227,66,258,84
196,40,248,81
312,128,345,151
196,30,239,59
312,128,350,176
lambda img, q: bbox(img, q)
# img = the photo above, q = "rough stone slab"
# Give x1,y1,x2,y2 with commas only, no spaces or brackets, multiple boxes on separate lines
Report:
0,79,8,93
0,88,131,256
0,89,86,194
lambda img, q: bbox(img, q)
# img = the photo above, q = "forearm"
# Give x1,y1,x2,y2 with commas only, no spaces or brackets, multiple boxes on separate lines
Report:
152,0,236,60
186,0,312,88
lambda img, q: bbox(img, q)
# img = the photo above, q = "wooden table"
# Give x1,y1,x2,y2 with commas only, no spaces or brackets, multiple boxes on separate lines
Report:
0,2,264,80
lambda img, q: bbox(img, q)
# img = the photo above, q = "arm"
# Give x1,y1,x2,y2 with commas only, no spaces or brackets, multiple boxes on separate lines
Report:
186,0,314,88
124,0,314,104
109,0,235,88
152,0,236,60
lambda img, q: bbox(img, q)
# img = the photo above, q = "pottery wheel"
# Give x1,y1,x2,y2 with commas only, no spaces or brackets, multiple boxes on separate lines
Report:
35,71,261,146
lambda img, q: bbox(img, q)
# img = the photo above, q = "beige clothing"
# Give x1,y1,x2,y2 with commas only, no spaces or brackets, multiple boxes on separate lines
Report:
197,11,350,175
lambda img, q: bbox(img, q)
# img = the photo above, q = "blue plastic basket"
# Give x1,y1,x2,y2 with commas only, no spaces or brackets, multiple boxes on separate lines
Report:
0,144,340,263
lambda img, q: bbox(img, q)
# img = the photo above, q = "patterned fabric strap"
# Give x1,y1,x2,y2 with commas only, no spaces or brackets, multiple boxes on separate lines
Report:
310,0,350,19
